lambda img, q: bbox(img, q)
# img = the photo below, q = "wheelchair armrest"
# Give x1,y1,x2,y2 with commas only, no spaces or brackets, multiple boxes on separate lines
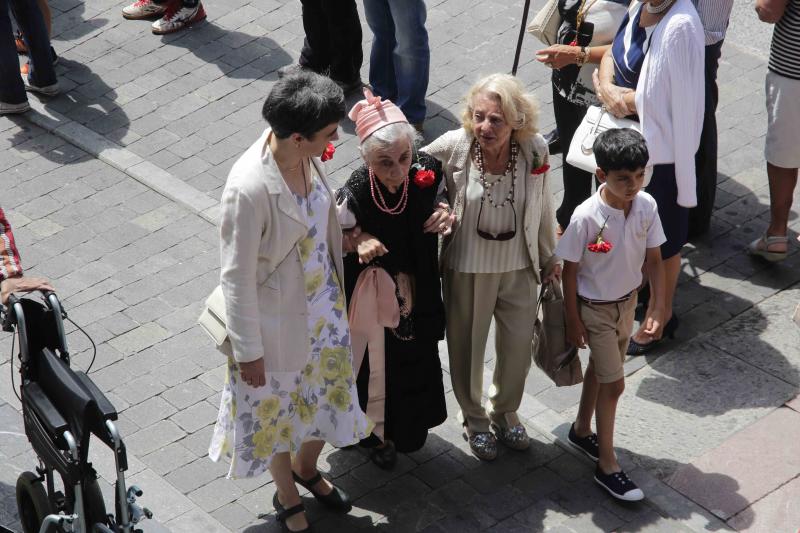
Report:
74,371,118,421
24,382,69,448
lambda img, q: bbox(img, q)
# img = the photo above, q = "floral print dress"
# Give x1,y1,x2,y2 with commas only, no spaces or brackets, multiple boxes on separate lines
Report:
209,173,372,479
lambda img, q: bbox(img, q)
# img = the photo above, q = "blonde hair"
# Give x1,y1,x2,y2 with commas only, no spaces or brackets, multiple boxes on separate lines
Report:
461,73,539,144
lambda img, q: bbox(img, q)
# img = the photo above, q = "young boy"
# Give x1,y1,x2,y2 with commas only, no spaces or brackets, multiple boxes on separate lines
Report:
555,128,666,501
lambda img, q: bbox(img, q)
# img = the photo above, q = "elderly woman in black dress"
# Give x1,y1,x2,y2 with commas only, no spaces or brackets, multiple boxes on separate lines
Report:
337,89,453,468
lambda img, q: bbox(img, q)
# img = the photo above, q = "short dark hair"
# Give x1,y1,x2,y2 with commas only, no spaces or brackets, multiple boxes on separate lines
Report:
262,71,345,140
593,128,649,173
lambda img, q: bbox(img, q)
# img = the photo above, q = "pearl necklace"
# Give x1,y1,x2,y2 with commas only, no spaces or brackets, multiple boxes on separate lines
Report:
369,167,409,215
644,0,675,14
473,139,519,209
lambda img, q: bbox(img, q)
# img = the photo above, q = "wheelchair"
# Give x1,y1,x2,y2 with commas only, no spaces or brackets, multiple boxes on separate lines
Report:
1,291,152,533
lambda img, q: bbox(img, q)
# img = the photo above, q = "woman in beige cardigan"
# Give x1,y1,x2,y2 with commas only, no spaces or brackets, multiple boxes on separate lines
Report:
424,73,560,461
208,72,371,533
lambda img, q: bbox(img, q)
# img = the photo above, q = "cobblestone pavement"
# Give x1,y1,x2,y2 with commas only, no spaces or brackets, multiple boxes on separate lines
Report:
1,0,799,531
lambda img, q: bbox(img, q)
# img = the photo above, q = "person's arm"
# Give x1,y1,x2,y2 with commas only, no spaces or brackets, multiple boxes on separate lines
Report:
535,44,612,69
668,23,706,207
563,261,587,349
536,146,561,281
756,0,789,23
219,186,265,366
593,49,636,117
0,208,53,304
642,246,665,339
423,160,456,235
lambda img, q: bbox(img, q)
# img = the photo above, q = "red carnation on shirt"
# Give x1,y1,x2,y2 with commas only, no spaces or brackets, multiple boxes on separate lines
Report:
587,215,613,253
531,163,550,175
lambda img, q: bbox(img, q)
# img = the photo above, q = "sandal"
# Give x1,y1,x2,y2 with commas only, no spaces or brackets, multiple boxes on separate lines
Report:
748,233,789,262
292,470,352,513
369,440,397,470
273,492,312,533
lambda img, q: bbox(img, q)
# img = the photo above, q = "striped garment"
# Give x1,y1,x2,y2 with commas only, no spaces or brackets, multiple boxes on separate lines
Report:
0,207,23,282
692,0,734,45
769,0,800,80
444,159,531,274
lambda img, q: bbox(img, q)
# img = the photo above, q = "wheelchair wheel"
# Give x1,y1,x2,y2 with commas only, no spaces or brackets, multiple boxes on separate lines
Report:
16,471,53,533
64,476,108,529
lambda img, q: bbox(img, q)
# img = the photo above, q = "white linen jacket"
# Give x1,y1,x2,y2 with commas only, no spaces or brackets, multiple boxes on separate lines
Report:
634,0,705,207
422,129,558,283
220,129,345,369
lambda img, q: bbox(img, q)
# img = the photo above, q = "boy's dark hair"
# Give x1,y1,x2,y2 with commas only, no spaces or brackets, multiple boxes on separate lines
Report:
593,128,649,173
262,71,345,140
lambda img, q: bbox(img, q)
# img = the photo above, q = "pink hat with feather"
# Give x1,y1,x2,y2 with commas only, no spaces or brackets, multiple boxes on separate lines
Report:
348,88,408,143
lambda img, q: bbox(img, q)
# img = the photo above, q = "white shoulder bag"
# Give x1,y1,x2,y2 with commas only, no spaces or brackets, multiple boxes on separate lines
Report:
565,105,651,182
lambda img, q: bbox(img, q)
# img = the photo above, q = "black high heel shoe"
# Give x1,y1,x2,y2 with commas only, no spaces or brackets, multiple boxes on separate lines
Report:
291,471,352,513
626,315,679,356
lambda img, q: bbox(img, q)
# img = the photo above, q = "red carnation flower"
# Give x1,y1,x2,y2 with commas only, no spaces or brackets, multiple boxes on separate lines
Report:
413,168,436,189
587,241,613,253
321,142,335,162
531,163,550,175
587,215,613,253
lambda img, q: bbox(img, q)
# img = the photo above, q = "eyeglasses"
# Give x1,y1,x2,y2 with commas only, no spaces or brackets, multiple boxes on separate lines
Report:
476,196,517,241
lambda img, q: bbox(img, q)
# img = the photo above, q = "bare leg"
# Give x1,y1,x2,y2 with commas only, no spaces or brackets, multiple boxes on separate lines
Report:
595,379,625,474
574,359,598,437
270,452,308,531
292,440,334,495
765,163,799,251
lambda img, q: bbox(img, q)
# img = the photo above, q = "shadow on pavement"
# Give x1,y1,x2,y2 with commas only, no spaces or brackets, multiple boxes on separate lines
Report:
243,432,673,532
618,447,753,532
160,21,293,83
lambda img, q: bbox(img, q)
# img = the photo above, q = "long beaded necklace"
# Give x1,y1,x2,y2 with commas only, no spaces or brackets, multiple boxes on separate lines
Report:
473,139,519,209
369,166,409,215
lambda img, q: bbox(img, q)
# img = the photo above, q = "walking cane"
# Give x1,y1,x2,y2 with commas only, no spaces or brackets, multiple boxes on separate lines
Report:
512,0,533,75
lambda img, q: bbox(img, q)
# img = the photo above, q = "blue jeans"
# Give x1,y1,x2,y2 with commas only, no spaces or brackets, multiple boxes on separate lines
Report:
363,0,429,123
0,0,55,104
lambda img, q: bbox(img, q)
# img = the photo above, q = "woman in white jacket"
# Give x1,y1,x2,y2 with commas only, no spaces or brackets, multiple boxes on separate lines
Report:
208,71,371,533
593,0,704,355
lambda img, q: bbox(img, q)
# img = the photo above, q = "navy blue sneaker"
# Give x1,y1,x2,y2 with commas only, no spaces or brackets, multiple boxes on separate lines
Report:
568,423,599,462
594,466,644,501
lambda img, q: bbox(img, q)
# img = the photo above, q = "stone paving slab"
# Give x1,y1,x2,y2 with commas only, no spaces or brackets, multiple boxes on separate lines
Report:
727,475,800,533
666,407,800,522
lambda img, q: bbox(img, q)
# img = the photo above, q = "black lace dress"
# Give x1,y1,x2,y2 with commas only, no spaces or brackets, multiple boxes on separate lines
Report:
336,152,447,452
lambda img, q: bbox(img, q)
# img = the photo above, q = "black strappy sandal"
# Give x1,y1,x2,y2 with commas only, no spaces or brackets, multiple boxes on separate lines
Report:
273,492,312,533
292,470,352,513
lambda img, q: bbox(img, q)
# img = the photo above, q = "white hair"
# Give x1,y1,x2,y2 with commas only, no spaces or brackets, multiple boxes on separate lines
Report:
360,122,421,160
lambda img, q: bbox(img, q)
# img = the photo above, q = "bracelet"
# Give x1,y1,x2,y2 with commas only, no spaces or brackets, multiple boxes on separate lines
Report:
577,46,589,66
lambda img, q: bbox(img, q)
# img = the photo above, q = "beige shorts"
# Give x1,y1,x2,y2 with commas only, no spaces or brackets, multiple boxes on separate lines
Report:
579,294,637,384
765,70,800,169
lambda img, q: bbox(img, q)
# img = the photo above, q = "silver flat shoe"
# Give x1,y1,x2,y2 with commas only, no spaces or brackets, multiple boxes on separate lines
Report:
491,423,530,451
467,431,498,461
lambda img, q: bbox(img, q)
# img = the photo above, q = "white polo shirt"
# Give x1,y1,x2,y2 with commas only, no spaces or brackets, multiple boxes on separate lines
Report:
555,187,666,302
